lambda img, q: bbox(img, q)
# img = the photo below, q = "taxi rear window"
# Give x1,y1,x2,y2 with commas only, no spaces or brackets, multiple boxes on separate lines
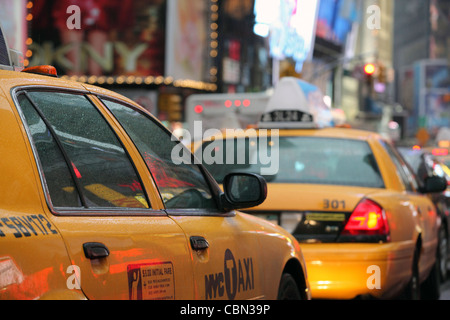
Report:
199,136,385,189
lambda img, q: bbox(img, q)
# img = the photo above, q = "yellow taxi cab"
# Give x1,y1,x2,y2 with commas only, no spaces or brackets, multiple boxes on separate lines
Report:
194,77,447,300
0,34,310,300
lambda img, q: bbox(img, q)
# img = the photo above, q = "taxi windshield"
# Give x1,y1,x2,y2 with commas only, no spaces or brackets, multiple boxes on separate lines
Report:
200,136,385,189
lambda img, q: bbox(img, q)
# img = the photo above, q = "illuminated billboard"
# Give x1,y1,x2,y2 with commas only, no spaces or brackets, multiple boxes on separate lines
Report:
165,0,208,82
253,0,319,72
315,0,359,45
29,0,166,77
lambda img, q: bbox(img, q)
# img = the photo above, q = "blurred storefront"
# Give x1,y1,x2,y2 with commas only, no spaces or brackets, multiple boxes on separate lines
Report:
9,0,446,139
24,0,219,128
20,0,282,127
217,0,272,93
2,0,364,129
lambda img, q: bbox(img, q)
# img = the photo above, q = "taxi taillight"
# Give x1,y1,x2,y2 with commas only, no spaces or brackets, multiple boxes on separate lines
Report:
340,199,390,242
22,65,58,77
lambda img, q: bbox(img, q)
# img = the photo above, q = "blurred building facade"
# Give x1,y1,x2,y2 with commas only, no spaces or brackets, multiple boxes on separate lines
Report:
394,0,450,140
0,0,448,135
1,0,368,128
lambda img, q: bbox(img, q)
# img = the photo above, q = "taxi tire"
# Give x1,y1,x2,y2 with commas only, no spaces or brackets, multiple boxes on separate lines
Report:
277,273,302,300
420,251,441,300
403,245,421,300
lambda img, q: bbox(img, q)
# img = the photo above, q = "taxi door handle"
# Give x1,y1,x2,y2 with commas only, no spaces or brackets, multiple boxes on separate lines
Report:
83,242,110,260
190,236,209,251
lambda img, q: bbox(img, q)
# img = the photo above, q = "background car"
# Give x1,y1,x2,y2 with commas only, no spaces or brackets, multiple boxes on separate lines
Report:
0,63,310,300
398,146,450,282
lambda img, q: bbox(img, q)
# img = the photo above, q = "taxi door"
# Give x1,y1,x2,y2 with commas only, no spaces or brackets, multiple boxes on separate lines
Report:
383,142,439,278
168,212,264,300
14,89,194,300
98,97,264,300
402,166,439,278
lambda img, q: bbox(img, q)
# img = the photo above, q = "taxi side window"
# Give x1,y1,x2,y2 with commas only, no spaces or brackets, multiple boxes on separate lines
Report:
101,99,218,210
17,95,82,207
17,91,150,210
382,141,418,192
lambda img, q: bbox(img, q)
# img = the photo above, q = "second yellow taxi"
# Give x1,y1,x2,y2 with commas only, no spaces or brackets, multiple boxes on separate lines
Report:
194,77,447,299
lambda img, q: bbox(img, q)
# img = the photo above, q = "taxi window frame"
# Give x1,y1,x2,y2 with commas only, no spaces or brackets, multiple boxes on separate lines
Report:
96,95,230,217
11,85,163,217
380,140,420,192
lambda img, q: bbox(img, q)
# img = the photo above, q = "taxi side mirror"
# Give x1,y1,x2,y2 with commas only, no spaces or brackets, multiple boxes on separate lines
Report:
220,173,267,211
423,176,447,193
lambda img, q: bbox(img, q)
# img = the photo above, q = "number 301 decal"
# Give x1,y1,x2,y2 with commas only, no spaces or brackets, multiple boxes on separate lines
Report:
323,199,346,210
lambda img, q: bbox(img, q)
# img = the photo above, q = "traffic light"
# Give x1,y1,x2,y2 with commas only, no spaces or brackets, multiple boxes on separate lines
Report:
364,63,376,76
363,63,375,92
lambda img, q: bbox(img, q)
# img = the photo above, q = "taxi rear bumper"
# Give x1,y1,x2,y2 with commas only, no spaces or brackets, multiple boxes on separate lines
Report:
300,242,415,299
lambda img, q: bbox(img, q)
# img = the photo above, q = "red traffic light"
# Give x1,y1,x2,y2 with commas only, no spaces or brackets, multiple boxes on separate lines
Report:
364,63,376,75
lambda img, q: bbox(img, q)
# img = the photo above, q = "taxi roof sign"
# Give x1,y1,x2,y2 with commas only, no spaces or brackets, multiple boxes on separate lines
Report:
258,77,333,129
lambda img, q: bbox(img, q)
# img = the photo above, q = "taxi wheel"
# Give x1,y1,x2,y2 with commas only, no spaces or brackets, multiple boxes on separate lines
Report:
277,273,302,300
420,254,441,300
403,246,421,300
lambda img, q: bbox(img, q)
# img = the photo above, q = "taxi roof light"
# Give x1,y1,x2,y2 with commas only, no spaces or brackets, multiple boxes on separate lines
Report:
22,65,58,77
341,199,390,240
258,77,333,129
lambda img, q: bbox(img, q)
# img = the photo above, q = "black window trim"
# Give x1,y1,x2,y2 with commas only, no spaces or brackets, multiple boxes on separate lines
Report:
12,85,162,217
380,139,421,193
96,94,232,217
